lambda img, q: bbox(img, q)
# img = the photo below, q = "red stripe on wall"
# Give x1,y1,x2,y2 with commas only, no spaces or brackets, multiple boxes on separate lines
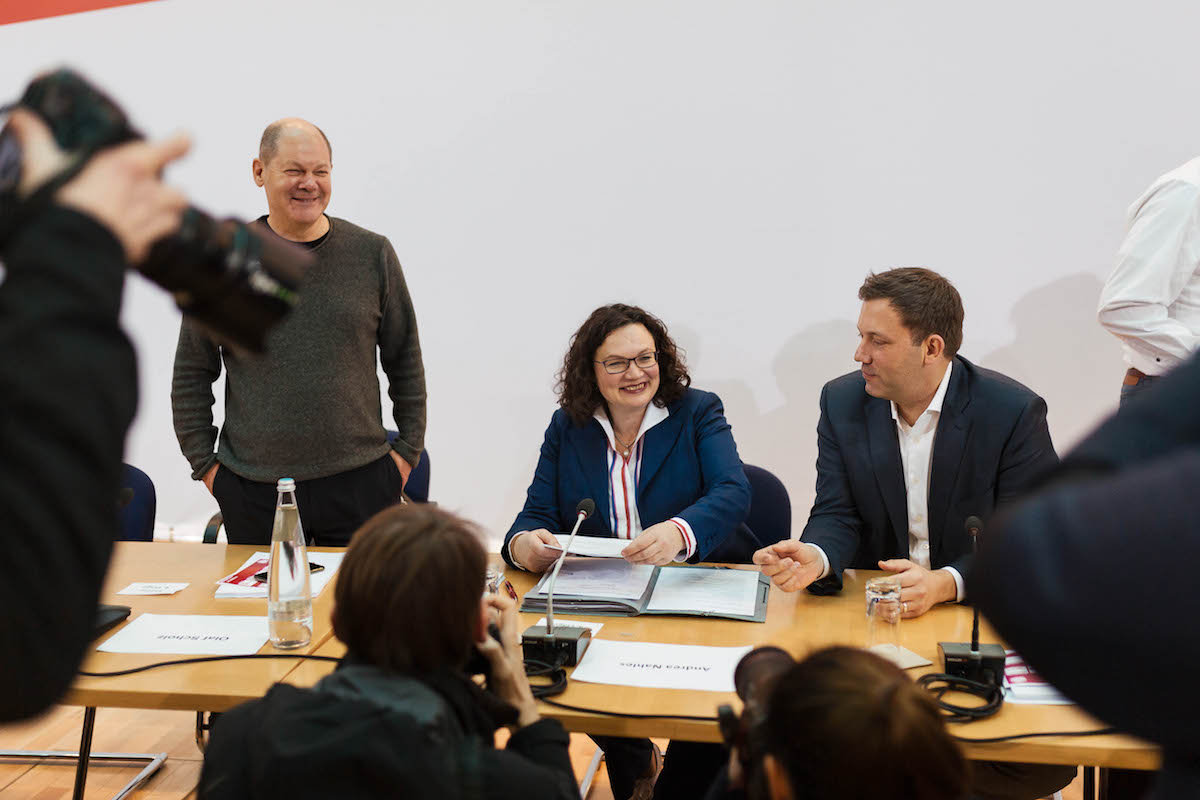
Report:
0,0,161,26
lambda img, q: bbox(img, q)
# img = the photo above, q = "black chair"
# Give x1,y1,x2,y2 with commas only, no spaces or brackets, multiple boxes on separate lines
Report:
743,463,791,547
118,463,156,542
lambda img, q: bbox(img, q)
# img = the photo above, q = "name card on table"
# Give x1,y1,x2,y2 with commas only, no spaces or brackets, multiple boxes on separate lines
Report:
570,640,751,692
116,582,189,595
97,613,269,655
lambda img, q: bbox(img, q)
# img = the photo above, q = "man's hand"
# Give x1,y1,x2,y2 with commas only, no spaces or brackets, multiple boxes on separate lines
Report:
476,592,540,729
753,540,824,592
878,559,957,618
202,464,219,495
511,530,562,573
388,450,411,490
623,522,685,566
7,108,190,264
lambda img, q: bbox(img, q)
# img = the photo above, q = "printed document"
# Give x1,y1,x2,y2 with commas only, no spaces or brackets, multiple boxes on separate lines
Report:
547,534,627,558
97,613,269,655
530,559,654,600
645,567,758,617
571,639,751,692
215,551,343,598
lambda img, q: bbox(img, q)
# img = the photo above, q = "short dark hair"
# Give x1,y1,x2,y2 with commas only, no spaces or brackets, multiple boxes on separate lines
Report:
557,304,690,425
858,268,963,357
765,647,969,800
332,505,486,673
258,119,333,165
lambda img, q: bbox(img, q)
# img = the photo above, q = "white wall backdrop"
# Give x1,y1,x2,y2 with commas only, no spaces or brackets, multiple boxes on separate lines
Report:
2,0,1192,545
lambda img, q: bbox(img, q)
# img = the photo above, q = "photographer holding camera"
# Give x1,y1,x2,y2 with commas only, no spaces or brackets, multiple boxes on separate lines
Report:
197,504,577,800
712,646,968,800
0,106,189,720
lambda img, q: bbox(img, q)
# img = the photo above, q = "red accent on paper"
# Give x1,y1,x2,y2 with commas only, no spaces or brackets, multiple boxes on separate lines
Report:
0,0,161,26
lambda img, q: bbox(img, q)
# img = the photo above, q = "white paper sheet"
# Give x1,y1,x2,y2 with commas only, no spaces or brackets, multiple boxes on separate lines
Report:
526,618,605,637
214,551,344,598
645,568,759,617
867,644,933,670
529,559,654,600
546,534,627,558
97,613,269,655
116,582,189,596
570,639,751,692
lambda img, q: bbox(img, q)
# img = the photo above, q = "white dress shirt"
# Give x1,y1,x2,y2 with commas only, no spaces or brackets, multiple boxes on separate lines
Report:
1099,157,1200,375
809,363,965,601
506,404,696,568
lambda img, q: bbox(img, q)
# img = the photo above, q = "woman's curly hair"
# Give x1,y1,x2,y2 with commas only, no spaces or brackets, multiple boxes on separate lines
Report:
556,304,690,425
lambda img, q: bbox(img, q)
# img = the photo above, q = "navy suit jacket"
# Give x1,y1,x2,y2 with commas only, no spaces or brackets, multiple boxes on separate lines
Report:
972,352,1200,800
503,388,754,567
802,356,1058,593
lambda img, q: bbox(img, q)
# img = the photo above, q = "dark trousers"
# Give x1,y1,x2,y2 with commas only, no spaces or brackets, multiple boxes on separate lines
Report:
1120,370,1158,408
590,735,725,800
970,761,1076,799
212,454,404,546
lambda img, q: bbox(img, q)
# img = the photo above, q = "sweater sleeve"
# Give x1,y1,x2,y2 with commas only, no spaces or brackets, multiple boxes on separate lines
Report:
171,316,223,480
377,238,426,468
0,206,136,721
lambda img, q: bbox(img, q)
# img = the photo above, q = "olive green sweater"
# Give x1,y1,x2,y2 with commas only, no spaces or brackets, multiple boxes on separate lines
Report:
171,216,425,482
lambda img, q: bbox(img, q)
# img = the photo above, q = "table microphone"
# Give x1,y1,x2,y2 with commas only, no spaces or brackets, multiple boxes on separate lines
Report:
937,515,1006,684
521,498,595,666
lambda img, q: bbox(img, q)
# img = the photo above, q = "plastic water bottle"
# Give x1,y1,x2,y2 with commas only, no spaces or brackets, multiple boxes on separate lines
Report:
268,478,312,649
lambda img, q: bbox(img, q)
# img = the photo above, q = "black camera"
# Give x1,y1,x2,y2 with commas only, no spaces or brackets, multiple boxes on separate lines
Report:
0,69,310,353
717,646,796,800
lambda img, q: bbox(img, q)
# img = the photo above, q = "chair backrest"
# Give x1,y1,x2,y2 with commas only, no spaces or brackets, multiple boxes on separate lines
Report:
386,431,431,503
119,463,157,541
743,463,790,546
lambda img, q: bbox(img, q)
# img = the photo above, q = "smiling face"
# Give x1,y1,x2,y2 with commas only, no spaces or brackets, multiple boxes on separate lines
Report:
593,323,661,418
252,123,332,240
854,298,932,403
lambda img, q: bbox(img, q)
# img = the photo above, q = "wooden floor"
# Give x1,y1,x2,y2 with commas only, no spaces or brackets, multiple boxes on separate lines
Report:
0,706,1090,798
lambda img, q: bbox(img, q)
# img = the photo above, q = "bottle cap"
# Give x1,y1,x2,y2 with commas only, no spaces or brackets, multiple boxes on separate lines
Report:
276,478,296,491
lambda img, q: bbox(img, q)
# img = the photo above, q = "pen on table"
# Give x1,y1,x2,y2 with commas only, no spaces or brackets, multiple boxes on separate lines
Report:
502,579,518,600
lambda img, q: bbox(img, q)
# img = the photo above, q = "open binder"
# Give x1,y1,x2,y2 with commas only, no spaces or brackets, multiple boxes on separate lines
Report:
520,559,769,622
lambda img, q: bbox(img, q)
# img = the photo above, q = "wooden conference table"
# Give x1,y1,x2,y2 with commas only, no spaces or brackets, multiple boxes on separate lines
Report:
61,542,1158,796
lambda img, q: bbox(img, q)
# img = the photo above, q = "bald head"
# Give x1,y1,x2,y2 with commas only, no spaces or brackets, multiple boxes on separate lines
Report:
258,118,332,165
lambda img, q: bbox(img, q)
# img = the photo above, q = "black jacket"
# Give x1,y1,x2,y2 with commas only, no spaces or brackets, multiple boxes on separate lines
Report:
803,356,1058,592
972,352,1200,800
198,661,578,800
0,207,137,721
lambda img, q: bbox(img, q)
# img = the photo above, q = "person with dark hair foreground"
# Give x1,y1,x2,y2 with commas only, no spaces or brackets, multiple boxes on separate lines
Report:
971,351,1200,799
197,505,576,800
503,304,754,799
708,647,969,800
0,109,189,721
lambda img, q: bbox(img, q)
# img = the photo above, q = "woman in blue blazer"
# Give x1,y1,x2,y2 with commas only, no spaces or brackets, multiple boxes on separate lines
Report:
504,304,754,800
504,304,755,573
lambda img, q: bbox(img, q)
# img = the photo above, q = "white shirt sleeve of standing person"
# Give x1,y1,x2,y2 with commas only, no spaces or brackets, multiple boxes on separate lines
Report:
1098,172,1200,375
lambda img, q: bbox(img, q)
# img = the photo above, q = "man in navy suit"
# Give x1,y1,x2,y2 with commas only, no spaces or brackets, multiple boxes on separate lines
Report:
756,268,1074,799
756,268,1059,617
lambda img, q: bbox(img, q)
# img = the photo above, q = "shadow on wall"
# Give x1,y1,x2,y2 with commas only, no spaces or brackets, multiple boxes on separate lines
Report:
978,273,1124,453
678,319,859,541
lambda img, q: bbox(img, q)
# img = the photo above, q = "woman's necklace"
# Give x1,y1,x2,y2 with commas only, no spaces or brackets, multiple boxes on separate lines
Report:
613,432,636,458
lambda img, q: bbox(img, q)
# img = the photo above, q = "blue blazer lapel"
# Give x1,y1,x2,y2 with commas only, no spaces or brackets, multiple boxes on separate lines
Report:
568,421,615,535
637,408,684,494
865,397,909,556
928,360,971,557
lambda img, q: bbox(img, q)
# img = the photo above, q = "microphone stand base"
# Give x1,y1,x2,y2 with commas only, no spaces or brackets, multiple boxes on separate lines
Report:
522,624,592,667
938,641,1006,685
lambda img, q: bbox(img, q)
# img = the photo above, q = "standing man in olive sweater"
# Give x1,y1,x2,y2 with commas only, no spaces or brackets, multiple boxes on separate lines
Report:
172,118,426,546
